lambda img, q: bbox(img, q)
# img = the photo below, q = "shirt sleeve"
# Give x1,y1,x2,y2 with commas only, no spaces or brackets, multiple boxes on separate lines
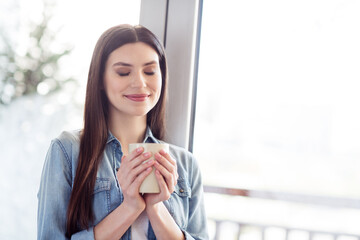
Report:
37,139,95,240
181,155,209,240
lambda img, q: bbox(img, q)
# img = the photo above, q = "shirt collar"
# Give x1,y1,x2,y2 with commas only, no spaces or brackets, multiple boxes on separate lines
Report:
106,131,117,144
106,126,159,144
144,126,159,143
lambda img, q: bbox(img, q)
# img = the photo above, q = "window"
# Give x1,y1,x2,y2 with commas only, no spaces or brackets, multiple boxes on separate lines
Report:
193,0,360,237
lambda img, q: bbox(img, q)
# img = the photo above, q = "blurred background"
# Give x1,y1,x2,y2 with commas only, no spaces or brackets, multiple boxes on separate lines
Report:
0,0,140,238
1,0,360,239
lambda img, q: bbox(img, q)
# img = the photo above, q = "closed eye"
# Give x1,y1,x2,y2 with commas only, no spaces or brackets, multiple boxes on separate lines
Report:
118,72,130,77
144,71,155,76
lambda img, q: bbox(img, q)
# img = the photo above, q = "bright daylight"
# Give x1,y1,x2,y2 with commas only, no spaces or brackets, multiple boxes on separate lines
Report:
1,0,359,239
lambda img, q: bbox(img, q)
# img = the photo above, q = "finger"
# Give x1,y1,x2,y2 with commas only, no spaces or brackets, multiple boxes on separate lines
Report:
155,153,177,184
154,152,176,173
124,147,144,163
160,151,178,183
121,157,154,187
158,151,177,178
124,167,152,198
159,149,176,166
117,155,142,187
155,170,171,199
129,151,152,170
131,158,155,178
117,152,153,190
131,167,153,190
153,161,175,191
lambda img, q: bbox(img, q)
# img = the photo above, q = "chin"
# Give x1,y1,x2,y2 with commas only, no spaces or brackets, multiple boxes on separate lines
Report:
129,109,152,117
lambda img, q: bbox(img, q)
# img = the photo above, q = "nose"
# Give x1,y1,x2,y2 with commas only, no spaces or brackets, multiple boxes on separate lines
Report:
131,71,147,88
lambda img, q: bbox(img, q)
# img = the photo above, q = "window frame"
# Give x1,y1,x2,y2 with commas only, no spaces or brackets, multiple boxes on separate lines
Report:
140,0,202,150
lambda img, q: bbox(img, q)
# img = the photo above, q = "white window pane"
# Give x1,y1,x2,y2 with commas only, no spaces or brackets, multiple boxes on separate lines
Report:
194,0,360,197
194,0,360,235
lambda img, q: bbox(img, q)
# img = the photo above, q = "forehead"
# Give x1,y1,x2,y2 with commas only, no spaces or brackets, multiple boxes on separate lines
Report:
107,42,159,65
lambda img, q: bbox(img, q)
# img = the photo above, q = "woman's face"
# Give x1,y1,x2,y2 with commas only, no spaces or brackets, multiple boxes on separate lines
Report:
103,42,162,119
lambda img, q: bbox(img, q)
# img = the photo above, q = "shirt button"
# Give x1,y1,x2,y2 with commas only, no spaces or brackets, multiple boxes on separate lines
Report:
180,189,184,193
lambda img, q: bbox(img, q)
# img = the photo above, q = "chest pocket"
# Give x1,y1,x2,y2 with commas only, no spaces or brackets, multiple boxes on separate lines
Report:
168,178,191,228
174,178,192,198
92,178,111,225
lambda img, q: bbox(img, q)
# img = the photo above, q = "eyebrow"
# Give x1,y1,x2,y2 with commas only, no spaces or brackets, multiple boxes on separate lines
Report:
112,60,158,67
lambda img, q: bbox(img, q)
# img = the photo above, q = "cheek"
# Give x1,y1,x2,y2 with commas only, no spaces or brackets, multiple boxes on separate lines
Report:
150,75,162,93
104,74,126,93
149,78,162,106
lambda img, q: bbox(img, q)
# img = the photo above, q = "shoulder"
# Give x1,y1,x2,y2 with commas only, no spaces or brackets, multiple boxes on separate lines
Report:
48,130,81,168
52,130,81,152
41,130,82,183
56,129,81,145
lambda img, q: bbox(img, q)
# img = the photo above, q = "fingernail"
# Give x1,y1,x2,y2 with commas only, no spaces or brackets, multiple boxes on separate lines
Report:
143,152,151,157
136,147,143,153
160,149,166,154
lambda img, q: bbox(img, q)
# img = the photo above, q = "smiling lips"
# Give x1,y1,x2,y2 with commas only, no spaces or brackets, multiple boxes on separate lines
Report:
125,94,150,102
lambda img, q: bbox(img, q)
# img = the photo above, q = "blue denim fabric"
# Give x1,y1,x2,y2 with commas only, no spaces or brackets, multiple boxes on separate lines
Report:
37,128,208,239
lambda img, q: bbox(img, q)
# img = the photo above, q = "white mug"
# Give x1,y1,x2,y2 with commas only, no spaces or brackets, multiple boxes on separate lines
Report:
129,143,169,193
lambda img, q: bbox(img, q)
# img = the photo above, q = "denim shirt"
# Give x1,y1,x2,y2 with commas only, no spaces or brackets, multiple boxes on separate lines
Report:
37,128,208,240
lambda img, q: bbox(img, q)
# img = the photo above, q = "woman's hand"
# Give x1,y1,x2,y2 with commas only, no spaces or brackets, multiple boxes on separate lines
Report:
144,149,178,206
94,148,155,240
143,151,184,240
116,147,155,212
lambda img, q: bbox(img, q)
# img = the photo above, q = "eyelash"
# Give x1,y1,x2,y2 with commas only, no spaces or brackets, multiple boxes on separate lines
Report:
118,72,130,77
117,72,155,77
144,71,155,76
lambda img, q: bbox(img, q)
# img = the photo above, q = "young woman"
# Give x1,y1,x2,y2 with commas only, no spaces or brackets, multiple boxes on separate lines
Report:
37,24,208,240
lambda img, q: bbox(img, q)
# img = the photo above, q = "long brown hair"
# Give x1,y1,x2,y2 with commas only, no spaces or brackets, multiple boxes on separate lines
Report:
66,24,168,237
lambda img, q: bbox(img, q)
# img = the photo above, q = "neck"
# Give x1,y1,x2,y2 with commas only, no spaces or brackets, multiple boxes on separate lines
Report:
108,113,147,155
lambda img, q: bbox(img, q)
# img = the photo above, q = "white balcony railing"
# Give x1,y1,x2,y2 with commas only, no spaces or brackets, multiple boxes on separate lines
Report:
204,185,360,240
